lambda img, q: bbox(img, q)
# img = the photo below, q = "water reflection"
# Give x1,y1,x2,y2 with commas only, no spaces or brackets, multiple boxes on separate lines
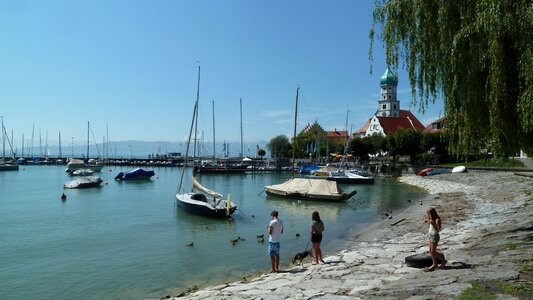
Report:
265,195,345,221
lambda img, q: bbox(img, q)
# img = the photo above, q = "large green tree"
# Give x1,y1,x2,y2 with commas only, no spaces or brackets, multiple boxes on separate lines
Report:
267,135,290,158
371,0,533,156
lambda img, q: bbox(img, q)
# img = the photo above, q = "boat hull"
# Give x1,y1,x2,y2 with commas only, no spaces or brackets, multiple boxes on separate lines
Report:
193,166,247,174
264,190,351,201
175,193,237,218
0,164,19,171
64,176,103,189
115,169,155,180
326,176,375,184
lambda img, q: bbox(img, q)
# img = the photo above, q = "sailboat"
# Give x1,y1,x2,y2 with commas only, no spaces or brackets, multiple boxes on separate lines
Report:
65,121,103,173
193,99,247,174
175,66,237,218
0,117,19,171
264,88,357,201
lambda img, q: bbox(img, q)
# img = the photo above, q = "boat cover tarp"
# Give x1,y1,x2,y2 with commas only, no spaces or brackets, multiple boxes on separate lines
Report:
122,168,155,179
67,158,85,167
265,178,344,197
192,176,223,198
64,176,103,188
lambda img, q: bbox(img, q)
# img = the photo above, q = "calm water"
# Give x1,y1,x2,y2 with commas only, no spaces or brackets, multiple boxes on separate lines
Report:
0,165,423,299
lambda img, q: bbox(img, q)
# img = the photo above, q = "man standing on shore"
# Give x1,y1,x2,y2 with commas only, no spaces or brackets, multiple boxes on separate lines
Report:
267,210,283,273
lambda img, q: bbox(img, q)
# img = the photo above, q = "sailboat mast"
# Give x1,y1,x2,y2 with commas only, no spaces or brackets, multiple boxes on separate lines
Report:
212,100,216,160
106,123,109,160
59,131,62,158
39,129,42,158
30,124,34,158
86,121,90,161
178,66,200,193
1,116,5,160
240,97,243,158
193,67,200,161
292,88,299,176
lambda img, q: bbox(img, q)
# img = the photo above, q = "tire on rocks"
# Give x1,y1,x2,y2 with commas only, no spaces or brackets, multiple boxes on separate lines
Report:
405,251,445,268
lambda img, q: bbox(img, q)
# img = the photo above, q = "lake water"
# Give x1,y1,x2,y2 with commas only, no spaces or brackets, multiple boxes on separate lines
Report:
0,165,424,299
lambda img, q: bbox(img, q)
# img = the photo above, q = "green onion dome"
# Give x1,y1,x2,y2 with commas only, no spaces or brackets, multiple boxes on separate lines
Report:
380,68,398,85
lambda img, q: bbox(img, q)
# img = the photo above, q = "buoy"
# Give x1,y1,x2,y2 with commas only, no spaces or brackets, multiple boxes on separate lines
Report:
61,193,67,201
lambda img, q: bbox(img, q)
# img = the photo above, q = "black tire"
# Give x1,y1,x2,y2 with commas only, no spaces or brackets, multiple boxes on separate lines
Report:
405,251,445,268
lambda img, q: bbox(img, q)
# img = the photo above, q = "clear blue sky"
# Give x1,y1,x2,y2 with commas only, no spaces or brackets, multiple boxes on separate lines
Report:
0,0,444,148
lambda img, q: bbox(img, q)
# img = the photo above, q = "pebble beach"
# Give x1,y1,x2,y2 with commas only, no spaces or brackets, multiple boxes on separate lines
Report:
169,170,532,299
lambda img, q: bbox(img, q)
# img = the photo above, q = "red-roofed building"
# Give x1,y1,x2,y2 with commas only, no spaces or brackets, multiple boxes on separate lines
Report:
424,116,447,133
353,68,426,137
326,129,349,146
300,121,349,148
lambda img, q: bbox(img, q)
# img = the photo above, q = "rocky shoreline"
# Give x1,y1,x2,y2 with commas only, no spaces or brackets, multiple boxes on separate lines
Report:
169,171,532,299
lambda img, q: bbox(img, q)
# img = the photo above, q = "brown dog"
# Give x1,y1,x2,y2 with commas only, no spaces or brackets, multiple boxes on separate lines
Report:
292,249,313,265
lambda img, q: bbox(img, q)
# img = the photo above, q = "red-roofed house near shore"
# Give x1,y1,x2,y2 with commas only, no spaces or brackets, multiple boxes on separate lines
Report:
353,68,425,138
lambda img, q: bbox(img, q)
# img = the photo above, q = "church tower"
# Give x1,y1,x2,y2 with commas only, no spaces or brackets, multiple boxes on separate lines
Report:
377,68,400,118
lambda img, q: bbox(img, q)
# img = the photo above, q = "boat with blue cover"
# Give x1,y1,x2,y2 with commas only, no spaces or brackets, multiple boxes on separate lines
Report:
115,168,155,180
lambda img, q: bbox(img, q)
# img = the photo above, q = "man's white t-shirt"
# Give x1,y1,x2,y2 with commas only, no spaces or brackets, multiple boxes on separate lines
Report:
269,218,283,243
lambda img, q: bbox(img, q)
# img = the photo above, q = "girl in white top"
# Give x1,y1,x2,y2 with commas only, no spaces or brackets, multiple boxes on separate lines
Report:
424,207,445,271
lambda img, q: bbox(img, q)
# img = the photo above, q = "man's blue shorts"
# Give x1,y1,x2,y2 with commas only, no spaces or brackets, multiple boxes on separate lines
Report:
268,241,280,256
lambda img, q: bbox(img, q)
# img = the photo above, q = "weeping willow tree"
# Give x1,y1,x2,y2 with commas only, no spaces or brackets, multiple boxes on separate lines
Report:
370,0,533,156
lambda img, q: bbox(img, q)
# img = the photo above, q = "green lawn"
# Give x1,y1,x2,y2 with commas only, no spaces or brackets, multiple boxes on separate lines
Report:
442,158,525,168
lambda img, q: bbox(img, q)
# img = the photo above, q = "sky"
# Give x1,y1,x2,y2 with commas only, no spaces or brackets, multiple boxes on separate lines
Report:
0,0,444,150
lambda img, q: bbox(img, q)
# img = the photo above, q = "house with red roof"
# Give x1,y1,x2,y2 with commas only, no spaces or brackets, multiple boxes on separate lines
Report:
353,68,426,137
424,116,447,133
300,121,349,148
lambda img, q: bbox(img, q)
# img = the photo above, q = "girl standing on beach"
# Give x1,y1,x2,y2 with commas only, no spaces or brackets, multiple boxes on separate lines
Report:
311,211,325,265
425,207,445,271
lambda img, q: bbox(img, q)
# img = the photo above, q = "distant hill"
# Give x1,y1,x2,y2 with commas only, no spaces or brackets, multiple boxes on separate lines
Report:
22,140,271,159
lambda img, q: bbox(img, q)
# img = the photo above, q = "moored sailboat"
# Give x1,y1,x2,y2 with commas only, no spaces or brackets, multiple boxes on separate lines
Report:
175,66,237,218
0,117,19,171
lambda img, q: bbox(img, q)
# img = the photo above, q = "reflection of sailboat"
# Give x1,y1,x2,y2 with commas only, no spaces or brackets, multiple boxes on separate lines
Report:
0,117,19,171
175,66,237,218
264,88,356,201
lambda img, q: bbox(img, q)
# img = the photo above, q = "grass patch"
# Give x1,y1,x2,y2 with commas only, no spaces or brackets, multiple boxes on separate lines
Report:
460,281,496,300
443,158,525,168
460,280,532,300
506,243,517,250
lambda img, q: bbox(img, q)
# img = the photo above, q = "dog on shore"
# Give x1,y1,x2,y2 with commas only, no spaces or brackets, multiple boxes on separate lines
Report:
292,249,313,265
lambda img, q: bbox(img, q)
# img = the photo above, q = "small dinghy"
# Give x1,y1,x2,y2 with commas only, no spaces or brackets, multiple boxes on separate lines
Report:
417,167,433,176
64,176,103,189
451,166,467,173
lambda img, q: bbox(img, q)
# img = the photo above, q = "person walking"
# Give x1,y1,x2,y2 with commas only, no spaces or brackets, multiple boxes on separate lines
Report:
310,211,325,264
267,210,283,273
425,207,445,271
